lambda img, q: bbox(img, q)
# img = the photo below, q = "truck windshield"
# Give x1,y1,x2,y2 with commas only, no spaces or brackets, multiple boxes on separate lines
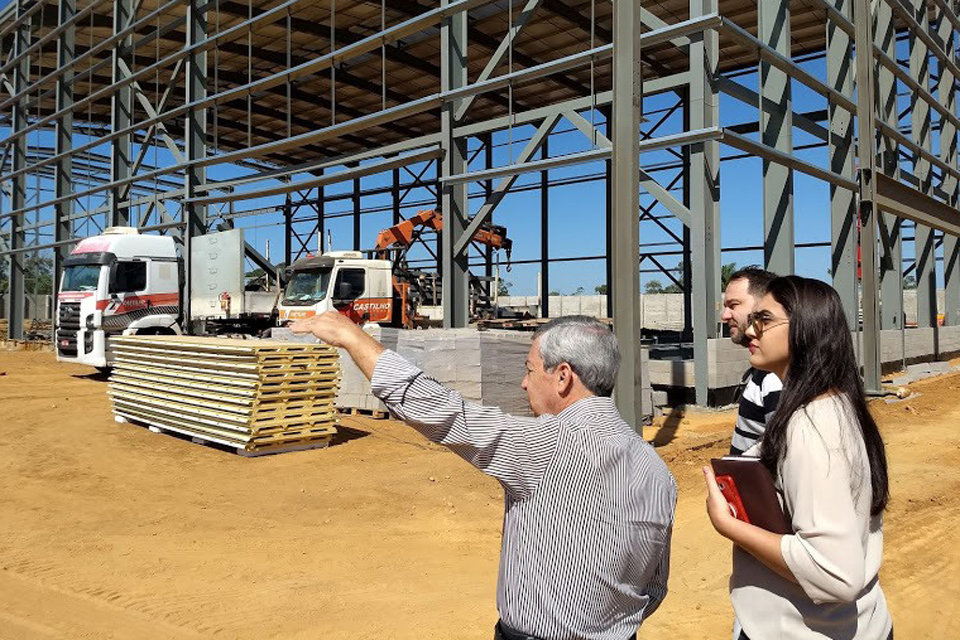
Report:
284,268,332,303
61,264,102,292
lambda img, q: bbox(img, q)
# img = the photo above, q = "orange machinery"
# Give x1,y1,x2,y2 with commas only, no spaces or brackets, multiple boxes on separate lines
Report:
373,209,512,328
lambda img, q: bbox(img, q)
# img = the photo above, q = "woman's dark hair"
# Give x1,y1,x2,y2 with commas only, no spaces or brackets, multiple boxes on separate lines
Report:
759,276,890,515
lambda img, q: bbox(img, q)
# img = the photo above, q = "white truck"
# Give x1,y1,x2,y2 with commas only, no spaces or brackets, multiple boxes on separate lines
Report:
56,227,277,369
277,251,404,326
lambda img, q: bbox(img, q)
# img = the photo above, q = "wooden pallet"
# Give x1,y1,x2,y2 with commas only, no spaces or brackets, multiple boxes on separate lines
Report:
115,412,334,457
340,407,389,420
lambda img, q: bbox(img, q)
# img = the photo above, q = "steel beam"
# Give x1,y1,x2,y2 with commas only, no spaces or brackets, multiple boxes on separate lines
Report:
759,0,794,274
717,76,829,142
452,115,560,256
689,0,721,405
873,173,960,239
828,0,857,326
182,0,207,330
440,0,469,328
110,0,135,227
611,0,644,427
908,0,937,329
454,0,543,120
53,0,76,300
565,109,693,227
855,0,883,394
938,2,960,325
876,0,904,331
4,0,29,339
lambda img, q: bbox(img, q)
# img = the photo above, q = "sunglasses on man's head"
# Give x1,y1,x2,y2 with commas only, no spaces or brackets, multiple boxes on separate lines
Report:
746,310,789,338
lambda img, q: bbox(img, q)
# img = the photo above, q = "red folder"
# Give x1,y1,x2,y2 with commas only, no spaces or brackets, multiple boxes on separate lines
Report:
711,456,792,534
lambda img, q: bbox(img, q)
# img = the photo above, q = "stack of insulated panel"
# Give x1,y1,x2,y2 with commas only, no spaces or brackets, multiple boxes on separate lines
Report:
107,335,340,455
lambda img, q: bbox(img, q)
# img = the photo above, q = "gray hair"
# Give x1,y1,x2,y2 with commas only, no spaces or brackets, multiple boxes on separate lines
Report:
533,315,621,397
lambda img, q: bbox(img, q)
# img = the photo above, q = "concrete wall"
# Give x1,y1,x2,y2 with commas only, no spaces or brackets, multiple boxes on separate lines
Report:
498,294,685,329
501,290,957,330
647,327,960,402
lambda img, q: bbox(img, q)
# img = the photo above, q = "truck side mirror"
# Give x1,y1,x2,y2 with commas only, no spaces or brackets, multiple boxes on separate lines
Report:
337,281,352,300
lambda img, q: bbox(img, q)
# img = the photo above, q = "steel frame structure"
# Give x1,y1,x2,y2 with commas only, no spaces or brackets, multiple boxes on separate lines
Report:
3,0,960,422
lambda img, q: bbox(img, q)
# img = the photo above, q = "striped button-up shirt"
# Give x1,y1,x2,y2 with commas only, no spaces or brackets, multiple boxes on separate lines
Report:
371,350,677,640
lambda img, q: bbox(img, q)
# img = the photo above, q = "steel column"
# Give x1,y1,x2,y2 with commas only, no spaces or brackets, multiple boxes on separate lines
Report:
283,195,293,265
440,0,469,328
110,0,135,227
53,0,76,299
603,106,613,319
854,0,883,393
689,0,721,405
828,0,857,327
611,0,643,427
4,0,29,339
392,166,401,226
540,136,550,318
876,0,904,330
937,2,960,326
911,0,937,329
759,0,794,274
182,0,208,329
319,183,326,253
353,175,361,251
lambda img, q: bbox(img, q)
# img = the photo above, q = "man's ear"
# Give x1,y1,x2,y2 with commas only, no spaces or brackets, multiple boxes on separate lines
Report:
555,362,574,394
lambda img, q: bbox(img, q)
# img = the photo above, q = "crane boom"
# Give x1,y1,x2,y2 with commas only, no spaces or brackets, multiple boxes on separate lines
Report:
374,209,512,264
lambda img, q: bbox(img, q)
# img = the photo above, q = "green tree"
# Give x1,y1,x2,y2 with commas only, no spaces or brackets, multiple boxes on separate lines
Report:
721,262,738,289
903,275,918,290
644,279,664,294
0,254,53,294
595,284,608,295
497,279,512,296
573,286,585,296
662,282,683,294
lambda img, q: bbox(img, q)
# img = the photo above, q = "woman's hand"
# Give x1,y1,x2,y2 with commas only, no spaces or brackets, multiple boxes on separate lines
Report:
702,466,797,582
703,465,737,538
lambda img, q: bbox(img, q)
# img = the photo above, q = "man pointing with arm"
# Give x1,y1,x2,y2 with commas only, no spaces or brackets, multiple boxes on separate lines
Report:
291,312,677,640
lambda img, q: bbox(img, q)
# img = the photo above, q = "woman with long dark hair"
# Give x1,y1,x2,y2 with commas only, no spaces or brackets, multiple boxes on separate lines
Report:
703,276,892,639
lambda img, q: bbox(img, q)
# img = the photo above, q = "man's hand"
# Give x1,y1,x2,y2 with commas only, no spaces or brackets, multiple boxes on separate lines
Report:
290,310,366,348
290,311,385,379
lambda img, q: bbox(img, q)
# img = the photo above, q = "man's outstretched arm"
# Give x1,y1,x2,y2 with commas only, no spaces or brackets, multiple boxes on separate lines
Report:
289,312,557,500
290,311,384,377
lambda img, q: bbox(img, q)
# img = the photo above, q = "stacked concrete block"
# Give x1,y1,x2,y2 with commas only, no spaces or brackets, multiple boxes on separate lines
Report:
336,325,399,412
707,338,753,389
647,358,695,388
940,325,960,355
481,330,534,416
417,329,483,402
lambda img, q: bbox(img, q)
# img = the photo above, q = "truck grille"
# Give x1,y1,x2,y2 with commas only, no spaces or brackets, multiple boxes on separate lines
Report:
57,302,81,356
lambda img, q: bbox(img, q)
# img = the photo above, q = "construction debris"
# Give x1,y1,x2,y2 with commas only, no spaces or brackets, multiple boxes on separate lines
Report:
107,335,340,456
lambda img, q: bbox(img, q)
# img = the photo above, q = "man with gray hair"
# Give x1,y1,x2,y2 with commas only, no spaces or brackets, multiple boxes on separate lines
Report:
291,311,676,640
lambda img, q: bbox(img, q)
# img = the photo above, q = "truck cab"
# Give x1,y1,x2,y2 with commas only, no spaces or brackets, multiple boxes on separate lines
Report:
278,251,395,325
56,227,181,368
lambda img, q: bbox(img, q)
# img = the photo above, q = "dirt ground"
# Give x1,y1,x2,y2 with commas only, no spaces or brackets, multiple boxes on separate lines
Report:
0,348,957,639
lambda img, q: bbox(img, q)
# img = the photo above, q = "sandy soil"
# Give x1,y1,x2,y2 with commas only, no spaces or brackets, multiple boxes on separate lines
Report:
0,348,957,639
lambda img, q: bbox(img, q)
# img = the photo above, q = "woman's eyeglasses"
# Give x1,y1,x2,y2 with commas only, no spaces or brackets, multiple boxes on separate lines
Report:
746,311,789,338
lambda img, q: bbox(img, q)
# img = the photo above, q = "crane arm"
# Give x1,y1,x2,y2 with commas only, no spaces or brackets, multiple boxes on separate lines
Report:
374,209,512,264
